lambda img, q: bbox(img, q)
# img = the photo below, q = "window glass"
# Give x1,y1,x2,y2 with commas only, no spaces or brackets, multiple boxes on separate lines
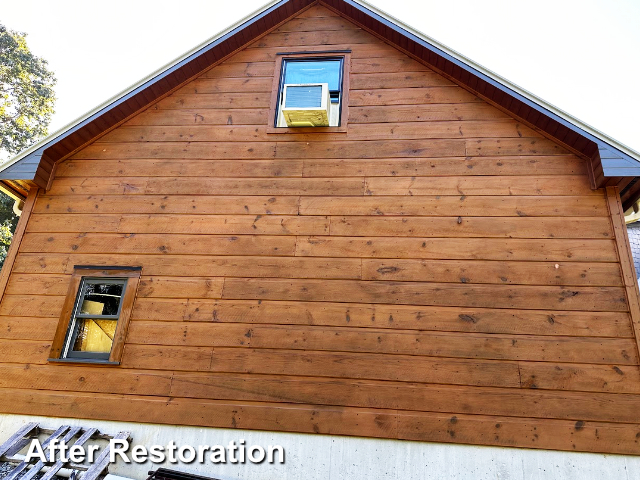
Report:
71,319,117,353
79,282,124,316
64,278,127,359
283,60,341,91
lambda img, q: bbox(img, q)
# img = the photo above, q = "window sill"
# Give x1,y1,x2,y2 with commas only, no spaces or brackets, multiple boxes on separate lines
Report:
266,125,347,134
48,358,120,366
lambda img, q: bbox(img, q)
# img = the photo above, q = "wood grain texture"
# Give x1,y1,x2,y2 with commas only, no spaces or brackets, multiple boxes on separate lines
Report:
0,188,38,307
1,4,638,456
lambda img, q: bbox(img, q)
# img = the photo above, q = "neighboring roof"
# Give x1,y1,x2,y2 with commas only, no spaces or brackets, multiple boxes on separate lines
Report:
3,0,640,208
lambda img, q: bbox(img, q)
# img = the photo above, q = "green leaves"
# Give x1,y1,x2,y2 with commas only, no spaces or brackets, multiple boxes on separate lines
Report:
0,23,56,155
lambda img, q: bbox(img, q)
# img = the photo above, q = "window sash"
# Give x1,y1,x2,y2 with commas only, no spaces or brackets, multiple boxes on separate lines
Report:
62,277,127,360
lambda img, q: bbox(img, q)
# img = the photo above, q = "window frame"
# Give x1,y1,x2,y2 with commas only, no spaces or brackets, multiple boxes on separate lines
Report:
48,266,142,365
267,50,351,134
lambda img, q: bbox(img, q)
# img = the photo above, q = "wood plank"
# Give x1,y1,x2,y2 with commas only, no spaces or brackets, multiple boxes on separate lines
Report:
467,138,571,156
0,364,172,396
221,278,629,311
174,77,273,94
9,254,623,287
124,108,269,126
12,253,362,280
35,195,301,215
47,177,365,196
56,159,304,177
70,142,276,160
303,156,587,177
0,317,57,340
70,140,467,160
82,431,131,480
137,277,225,299
27,214,330,236
230,43,401,63
350,71,456,89
132,298,633,337
349,104,510,123
329,216,613,239
300,195,607,216
210,348,519,387
167,372,640,423
144,178,365,196
0,338,51,363
122,344,213,371
5,274,225,299
0,295,64,318
157,92,271,109
518,362,640,394
200,62,276,79
396,411,640,455
0,422,38,457
0,387,399,442
126,322,637,364
20,233,297,256
349,87,482,106
96,121,539,143
275,140,466,159
248,29,379,48
364,176,596,196
296,236,619,262
361,259,622,286
350,57,430,73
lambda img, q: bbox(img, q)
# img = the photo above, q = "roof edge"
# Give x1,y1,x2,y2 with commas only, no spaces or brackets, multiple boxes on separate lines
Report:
0,0,286,173
349,0,640,163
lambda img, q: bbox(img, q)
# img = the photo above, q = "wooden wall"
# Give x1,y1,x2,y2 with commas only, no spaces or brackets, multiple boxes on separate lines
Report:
1,3,640,455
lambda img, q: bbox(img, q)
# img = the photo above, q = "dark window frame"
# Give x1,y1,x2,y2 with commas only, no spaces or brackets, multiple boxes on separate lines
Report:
48,266,142,365
267,50,350,134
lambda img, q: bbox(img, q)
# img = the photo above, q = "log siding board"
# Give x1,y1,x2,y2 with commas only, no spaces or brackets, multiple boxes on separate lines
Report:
1,5,639,456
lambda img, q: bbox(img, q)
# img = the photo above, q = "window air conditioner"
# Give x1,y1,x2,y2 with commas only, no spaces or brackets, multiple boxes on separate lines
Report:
281,83,331,127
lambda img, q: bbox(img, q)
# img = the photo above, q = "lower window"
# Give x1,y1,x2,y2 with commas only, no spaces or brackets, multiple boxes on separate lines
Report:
49,266,141,364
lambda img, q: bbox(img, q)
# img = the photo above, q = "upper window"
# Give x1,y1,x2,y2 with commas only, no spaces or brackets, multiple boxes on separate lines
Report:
275,57,345,128
49,266,141,364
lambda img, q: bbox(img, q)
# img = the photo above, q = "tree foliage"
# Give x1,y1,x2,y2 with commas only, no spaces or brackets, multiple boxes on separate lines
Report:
0,23,56,155
0,192,18,268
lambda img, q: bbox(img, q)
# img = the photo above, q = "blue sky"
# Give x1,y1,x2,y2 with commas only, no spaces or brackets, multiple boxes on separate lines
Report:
3,0,639,154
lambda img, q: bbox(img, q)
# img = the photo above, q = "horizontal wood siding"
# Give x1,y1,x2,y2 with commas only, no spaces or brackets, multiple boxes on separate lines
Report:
2,4,639,455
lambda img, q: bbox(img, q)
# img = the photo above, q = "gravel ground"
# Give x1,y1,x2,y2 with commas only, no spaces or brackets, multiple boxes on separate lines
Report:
0,462,45,480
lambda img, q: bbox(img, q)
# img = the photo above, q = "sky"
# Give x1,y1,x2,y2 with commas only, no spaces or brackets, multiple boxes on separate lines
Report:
2,0,639,157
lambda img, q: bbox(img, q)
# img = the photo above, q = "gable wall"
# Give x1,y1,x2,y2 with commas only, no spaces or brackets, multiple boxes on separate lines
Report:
1,4,639,455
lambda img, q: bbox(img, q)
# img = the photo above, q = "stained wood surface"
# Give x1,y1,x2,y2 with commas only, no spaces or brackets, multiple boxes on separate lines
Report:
2,4,639,456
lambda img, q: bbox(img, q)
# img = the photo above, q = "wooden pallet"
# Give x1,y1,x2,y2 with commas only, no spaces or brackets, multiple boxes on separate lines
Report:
0,423,130,480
